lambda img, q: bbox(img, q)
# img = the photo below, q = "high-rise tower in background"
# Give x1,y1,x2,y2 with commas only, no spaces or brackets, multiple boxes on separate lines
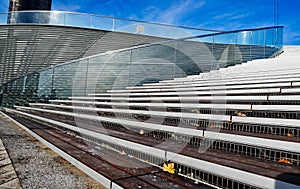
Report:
9,0,52,11
8,0,52,23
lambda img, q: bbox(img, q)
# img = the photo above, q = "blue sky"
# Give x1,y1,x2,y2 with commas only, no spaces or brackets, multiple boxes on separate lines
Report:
1,0,299,44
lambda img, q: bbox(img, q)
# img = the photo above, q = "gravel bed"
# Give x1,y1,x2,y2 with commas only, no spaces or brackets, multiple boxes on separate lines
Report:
0,113,105,189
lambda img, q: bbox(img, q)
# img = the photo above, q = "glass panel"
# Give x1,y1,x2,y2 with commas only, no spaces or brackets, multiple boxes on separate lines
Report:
97,51,131,92
2,11,217,39
53,61,80,99
214,33,237,45
185,28,211,37
251,29,267,59
36,68,54,102
48,11,65,25
213,33,239,68
113,19,208,39
15,12,41,24
90,16,113,31
24,73,41,103
177,38,215,73
130,43,176,85
265,28,279,57
173,40,203,76
7,12,18,24
39,12,51,24
251,29,265,45
0,26,284,107
2,81,13,107
72,60,88,96
141,23,195,38
236,31,251,45
277,27,284,48
265,28,276,47
86,54,114,94
11,78,24,106
113,19,137,33
197,35,213,43
236,31,252,62
64,13,91,28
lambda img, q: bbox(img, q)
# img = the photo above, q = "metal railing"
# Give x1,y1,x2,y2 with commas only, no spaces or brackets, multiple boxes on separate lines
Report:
0,26,283,107
0,10,220,39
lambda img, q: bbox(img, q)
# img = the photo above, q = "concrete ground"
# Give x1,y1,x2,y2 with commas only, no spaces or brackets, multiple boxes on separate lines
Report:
0,113,105,189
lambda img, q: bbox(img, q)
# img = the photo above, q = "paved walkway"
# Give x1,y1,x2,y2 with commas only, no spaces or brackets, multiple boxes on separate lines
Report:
0,138,21,188
0,112,104,189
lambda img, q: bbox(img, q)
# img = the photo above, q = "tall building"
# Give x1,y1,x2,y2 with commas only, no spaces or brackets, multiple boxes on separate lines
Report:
8,0,52,23
9,0,52,11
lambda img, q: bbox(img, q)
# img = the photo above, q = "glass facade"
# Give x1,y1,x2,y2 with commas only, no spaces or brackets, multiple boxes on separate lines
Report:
0,26,283,107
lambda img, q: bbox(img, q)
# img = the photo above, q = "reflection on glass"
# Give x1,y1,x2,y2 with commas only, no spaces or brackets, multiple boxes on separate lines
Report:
4,11,214,39
0,26,283,107
48,11,64,25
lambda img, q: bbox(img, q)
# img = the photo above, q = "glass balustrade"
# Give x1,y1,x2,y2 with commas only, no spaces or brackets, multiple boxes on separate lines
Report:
1,11,217,39
0,23,283,107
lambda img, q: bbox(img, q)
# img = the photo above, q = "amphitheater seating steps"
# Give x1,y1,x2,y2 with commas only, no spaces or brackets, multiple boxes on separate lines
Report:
4,46,300,189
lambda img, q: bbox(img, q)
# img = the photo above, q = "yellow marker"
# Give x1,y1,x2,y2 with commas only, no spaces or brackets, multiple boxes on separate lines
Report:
286,133,293,137
278,158,292,165
163,162,175,174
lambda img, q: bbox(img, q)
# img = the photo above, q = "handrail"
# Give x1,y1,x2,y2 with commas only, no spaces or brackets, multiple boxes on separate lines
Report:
1,11,283,37
0,10,220,38
3,10,223,32
0,25,284,86
33,26,285,70
0,23,283,107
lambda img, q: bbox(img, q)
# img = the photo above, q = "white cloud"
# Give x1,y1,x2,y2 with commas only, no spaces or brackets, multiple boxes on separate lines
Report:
148,0,206,25
212,13,235,20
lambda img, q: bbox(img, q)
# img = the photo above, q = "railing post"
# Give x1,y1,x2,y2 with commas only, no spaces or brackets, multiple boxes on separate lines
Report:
250,31,252,60
84,59,89,96
173,41,178,78
212,35,215,70
51,67,55,99
112,18,115,31
22,76,26,93
235,32,237,45
264,29,266,58
63,13,66,26
275,27,278,49
90,15,93,28
129,49,133,85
